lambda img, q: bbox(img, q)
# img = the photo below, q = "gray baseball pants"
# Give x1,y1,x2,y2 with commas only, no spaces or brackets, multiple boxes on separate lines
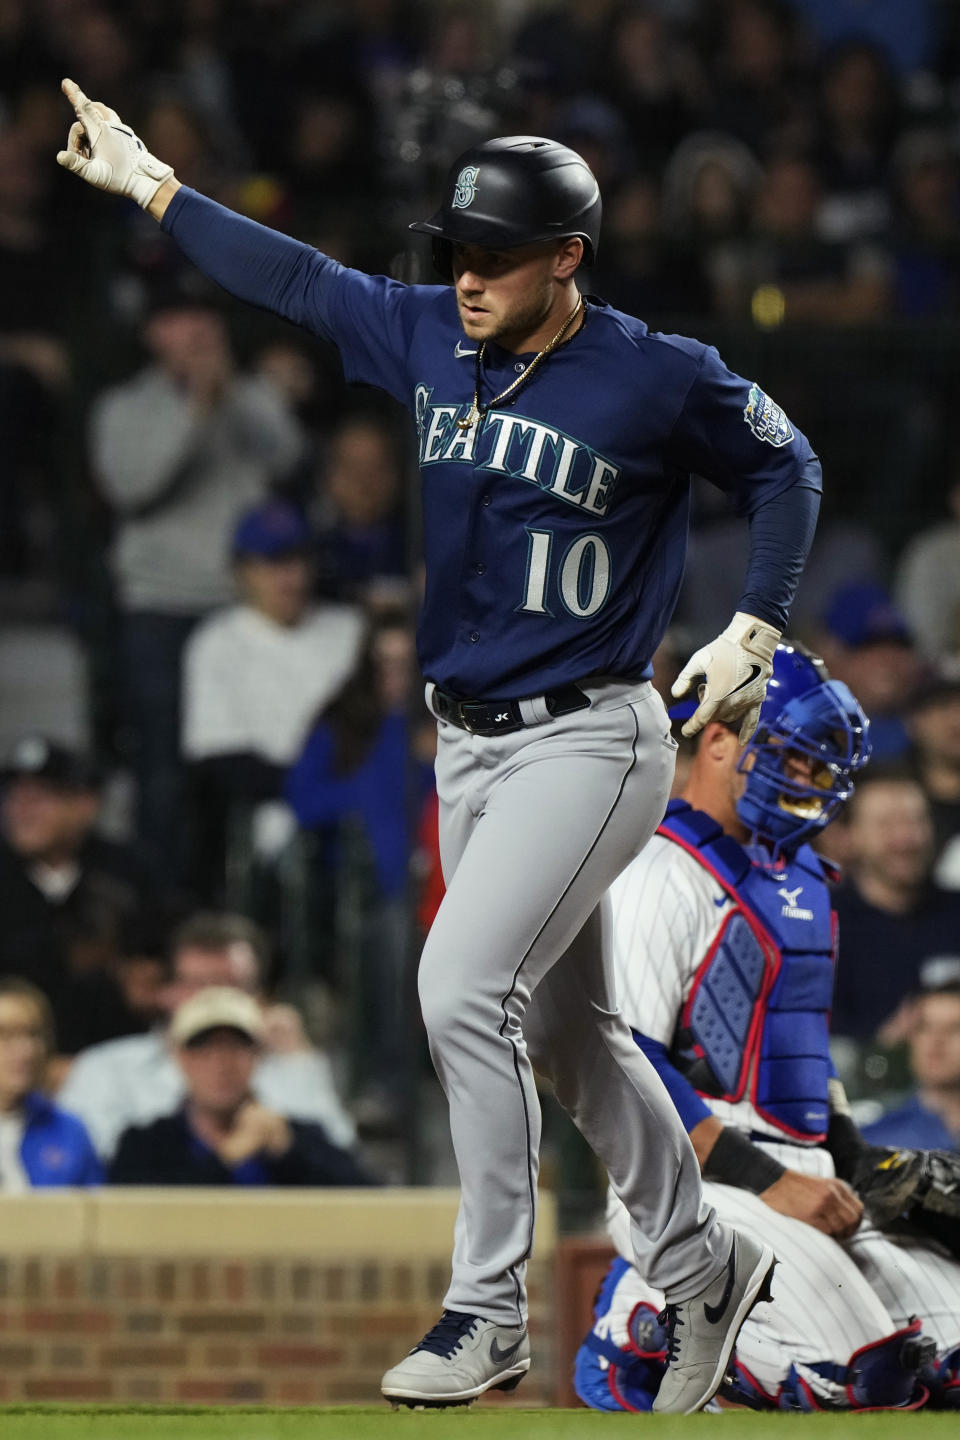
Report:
420,678,727,1327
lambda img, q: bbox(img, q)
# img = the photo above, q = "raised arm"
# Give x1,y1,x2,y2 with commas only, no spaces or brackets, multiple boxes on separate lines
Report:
56,79,339,333
57,79,431,405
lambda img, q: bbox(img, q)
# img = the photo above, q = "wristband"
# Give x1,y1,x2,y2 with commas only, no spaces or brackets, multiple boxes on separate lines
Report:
702,1126,786,1194
826,1076,867,1182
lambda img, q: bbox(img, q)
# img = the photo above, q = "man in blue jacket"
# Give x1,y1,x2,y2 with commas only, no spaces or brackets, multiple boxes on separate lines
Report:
863,975,960,1152
0,977,101,1188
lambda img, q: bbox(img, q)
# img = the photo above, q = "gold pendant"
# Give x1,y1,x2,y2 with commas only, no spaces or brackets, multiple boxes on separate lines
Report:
456,405,478,432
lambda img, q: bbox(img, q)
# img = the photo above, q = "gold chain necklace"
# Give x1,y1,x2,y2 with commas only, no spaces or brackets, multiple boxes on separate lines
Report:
455,296,585,433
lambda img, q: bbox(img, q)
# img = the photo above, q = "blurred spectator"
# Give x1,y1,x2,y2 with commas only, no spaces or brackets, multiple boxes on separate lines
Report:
286,610,429,917
255,336,343,462
786,0,936,75
907,661,960,889
604,4,704,171
888,130,960,321
789,493,884,632
0,125,72,589
733,155,890,325
591,172,713,319
182,499,364,896
706,0,809,155
555,96,632,196
59,912,355,1161
0,976,101,1189
813,41,897,244
56,7,139,118
511,0,617,97
677,479,878,649
283,86,377,236
0,735,168,1056
89,286,303,871
139,97,228,201
861,973,960,1151
313,415,408,604
831,773,960,1040
895,473,960,658
109,986,373,1186
660,131,761,313
286,610,433,1112
817,582,921,761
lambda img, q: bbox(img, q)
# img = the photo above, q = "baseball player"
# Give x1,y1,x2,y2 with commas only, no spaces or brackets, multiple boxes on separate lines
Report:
57,84,825,1411
577,643,960,1412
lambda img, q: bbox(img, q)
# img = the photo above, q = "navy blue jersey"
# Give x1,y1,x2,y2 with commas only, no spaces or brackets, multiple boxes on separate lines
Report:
163,189,818,697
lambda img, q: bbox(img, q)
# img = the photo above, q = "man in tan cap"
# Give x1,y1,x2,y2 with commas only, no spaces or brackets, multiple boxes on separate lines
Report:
108,988,374,1187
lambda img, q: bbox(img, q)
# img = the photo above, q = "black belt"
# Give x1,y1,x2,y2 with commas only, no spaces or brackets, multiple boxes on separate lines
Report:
431,683,590,736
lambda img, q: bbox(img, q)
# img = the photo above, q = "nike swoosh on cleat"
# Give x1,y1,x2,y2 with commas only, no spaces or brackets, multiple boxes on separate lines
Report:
489,1336,523,1363
703,1239,738,1325
454,342,478,357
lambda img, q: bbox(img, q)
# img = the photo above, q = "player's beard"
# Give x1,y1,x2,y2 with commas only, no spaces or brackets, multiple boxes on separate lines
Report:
488,288,554,347
459,277,557,349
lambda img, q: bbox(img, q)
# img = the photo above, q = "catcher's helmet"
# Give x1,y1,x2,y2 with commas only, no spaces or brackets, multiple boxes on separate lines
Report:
670,642,872,853
409,136,602,280
736,642,871,853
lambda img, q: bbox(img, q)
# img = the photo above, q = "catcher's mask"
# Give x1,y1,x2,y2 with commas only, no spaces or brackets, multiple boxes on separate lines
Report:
671,641,872,853
409,135,602,281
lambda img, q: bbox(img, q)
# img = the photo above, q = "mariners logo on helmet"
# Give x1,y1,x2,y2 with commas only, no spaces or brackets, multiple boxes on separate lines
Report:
744,384,794,448
452,166,479,210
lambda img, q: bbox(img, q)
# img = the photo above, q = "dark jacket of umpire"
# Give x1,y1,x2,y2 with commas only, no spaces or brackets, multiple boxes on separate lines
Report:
108,1110,376,1187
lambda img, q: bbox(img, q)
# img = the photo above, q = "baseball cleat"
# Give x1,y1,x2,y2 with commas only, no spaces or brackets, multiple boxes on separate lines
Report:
381,1310,530,1408
652,1231,776,1415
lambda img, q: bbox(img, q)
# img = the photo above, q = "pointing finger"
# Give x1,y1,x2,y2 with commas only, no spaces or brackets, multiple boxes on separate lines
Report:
61,77,89,113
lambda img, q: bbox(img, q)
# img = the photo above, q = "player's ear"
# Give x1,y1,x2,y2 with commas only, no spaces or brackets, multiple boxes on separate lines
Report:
554,237,583,279
702,720,739,763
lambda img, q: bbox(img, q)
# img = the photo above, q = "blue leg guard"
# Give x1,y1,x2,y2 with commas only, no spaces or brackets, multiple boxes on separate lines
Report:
573,1258,667,1413
573,1339,661,1412
777,1318,933,1411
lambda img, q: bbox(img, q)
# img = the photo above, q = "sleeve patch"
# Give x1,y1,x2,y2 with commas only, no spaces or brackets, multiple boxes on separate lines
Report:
743,384,794,448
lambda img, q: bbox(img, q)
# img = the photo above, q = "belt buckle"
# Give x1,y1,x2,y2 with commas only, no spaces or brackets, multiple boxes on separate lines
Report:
458,703,478,734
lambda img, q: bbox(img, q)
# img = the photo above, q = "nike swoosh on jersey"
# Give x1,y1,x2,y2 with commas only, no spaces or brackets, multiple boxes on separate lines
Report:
489,1336,523,1363
703,1239,738,1324
454,341,478,357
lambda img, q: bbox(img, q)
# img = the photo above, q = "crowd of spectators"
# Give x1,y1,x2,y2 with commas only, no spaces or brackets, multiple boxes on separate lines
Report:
2,0,960,1183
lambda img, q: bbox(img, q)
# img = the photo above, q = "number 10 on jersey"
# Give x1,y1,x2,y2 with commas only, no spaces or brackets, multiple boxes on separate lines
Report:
519,528,612,618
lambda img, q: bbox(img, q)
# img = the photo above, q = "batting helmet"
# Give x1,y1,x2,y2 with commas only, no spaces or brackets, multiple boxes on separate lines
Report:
409,136,602,280
735,642,872,853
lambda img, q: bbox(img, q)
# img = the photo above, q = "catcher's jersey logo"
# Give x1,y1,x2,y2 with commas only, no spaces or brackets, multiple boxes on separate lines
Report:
744,383,794,448
452,166,480,209
778,884,813,920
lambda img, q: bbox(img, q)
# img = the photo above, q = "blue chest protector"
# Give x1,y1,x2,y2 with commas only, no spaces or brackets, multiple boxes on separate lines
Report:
659,799,836,1141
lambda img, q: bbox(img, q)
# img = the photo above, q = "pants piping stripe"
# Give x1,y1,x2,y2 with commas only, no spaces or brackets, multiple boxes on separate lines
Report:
497,705,642,1325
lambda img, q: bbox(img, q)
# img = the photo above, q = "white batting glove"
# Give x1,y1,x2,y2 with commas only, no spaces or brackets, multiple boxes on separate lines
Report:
56,77,173,210
672,611,781,745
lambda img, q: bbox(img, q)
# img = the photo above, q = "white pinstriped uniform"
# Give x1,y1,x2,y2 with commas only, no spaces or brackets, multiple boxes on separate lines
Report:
603,833,960,1404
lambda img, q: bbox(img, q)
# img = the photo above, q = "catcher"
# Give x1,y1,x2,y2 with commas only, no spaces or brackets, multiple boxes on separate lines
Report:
573,644,960,1412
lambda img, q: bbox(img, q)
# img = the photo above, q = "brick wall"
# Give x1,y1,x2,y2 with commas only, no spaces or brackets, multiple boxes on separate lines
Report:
0,1192,556,1406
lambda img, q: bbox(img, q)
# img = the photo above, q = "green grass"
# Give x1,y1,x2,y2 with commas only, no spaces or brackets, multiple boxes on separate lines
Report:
0,1409,956,1440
